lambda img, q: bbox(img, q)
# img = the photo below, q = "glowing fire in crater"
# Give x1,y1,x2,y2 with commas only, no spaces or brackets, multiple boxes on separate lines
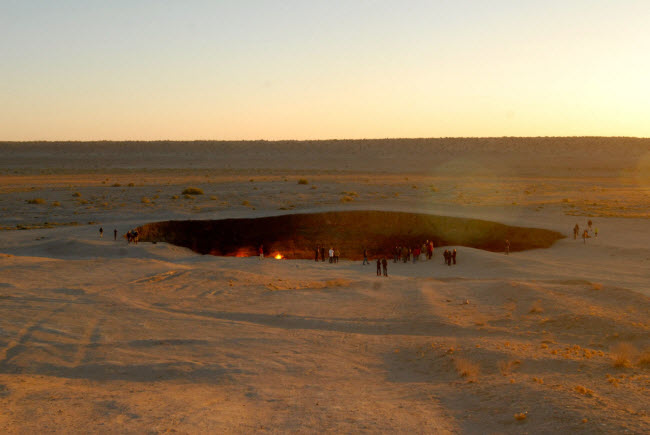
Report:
274,253,283,260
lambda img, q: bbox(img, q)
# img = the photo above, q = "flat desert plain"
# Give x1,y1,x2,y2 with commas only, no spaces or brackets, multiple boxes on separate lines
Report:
0,138,649,433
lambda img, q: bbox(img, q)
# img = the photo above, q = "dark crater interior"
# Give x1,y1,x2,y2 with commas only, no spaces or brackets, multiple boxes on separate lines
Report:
137,211,564,260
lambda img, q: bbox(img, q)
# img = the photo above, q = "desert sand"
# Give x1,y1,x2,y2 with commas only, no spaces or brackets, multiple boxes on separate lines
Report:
0,138,649,433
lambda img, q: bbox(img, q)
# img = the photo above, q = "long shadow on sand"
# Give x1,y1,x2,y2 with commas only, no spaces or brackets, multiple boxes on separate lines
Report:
0,360,239,383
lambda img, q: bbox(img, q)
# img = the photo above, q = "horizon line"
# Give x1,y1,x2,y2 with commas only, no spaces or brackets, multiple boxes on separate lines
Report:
2,135,649,143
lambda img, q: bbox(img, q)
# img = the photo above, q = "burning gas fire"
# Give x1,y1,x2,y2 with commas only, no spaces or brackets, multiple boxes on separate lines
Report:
273,253,283,260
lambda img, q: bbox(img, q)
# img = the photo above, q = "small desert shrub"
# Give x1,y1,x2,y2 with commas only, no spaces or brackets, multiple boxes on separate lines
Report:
591,282,603,291
26,198,46,204
210,195,217,200
171,195,179,200
51,201,61,207
311,185,317,189
141,197,151,204
454,357,479,379
112,183,121,187
514,412,527,421
529,300,544,314
297,178,308,185
72,192,81,197
127,183,135,187
182,187,204,195
152,194,159,200
611,343,637,368
498,360,521,376
241,200,251,206
340,195,355,203
574,385,594,396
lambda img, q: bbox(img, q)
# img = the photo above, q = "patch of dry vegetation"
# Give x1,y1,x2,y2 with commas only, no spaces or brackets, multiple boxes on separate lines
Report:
529,300,544,314
26,198,46,204
498,359,521,376
574,385,594,396
182,187,203,195
454,357,479,381
611,343,637,368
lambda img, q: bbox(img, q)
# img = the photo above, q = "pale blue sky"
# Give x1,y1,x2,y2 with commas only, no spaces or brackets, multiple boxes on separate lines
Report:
2,0,649,140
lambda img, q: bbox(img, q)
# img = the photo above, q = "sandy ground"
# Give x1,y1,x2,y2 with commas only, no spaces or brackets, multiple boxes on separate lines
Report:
0,139,649,433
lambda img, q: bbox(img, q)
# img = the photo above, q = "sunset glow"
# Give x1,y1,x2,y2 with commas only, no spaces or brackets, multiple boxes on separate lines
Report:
1,1,649,140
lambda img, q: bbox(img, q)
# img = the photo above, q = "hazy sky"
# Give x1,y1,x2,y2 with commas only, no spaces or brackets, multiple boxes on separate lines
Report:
2,0,649,140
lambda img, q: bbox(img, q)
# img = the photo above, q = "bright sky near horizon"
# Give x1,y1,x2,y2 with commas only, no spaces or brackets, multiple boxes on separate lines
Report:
1,0,649,141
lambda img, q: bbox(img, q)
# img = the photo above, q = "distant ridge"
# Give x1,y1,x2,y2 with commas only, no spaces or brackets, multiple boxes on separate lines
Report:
1,137,648,176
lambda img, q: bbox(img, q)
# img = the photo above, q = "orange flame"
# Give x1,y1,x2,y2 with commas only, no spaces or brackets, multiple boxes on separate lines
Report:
274,253,283,260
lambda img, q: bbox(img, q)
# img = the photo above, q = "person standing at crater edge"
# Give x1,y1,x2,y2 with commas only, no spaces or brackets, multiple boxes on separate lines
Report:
99,227,103,238
114,228,117,241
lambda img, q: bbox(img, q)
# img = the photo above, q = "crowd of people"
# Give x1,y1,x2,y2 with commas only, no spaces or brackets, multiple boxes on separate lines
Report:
99,227,139,243
313,245,341,263
390,241,436,263
573,220,598,244
126,229,139,244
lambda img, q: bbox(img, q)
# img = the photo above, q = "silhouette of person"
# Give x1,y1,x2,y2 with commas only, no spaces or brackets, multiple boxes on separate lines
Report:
382,257,388,276
113,229,117,241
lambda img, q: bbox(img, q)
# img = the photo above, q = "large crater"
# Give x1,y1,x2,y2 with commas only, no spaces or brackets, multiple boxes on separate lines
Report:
137,211,564,259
